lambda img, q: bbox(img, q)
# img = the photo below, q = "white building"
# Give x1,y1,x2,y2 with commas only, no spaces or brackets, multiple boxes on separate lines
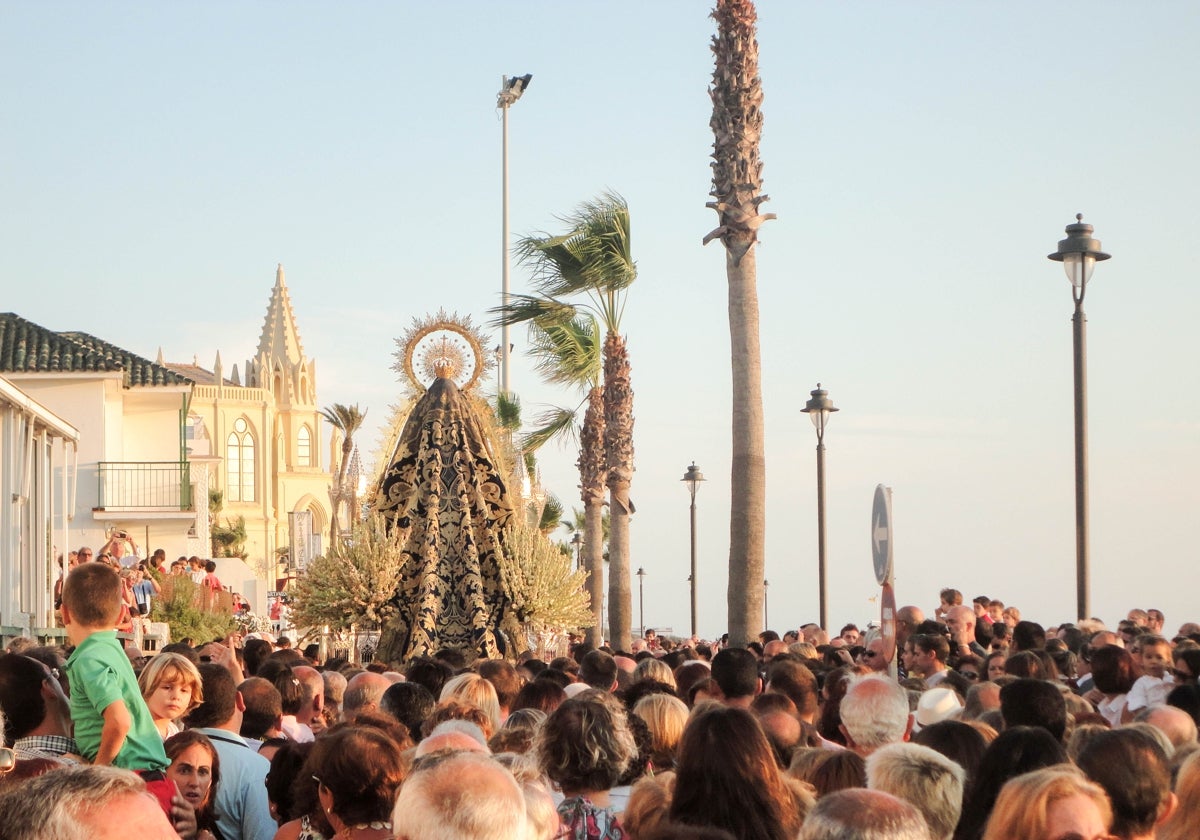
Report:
0,313,205,571
0,375,79,643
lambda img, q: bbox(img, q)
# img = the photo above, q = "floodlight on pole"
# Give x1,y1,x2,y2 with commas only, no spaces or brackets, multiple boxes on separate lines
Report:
497,73,532,396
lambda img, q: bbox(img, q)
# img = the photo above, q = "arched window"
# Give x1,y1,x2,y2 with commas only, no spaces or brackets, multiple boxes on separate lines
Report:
297,424,312,467
226,417,256,502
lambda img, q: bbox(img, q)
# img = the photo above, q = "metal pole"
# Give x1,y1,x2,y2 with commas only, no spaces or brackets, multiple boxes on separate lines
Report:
764,580,769,628
500,92,512,396
816,439,828,630
638,572,645,637
1073,299,1089,620
689,494,698,636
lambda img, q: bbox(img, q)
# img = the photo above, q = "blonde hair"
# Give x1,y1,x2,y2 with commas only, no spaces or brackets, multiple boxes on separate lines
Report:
137,652,204,714
633,658,677,690
1160,750,1200,840
633,693,689,770
441,673,501,735
982,766,1112,840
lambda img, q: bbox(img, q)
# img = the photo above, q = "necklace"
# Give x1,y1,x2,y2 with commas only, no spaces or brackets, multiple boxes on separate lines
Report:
337,822,390,839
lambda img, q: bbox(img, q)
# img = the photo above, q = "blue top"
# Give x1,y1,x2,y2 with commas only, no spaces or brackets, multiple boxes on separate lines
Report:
64,629,166,771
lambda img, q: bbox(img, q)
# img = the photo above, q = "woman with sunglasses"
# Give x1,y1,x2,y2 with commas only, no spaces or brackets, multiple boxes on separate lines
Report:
1172,648,1200,685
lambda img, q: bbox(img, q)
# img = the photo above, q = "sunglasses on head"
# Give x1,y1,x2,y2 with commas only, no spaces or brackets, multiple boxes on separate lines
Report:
957,670,980,680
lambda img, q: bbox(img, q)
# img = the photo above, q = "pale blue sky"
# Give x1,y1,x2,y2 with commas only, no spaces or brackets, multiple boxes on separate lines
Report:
4,2,1198,637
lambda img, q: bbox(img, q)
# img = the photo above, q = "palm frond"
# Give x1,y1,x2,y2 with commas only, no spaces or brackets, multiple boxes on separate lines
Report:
516,193,636,323
521,405,581,452
320,402,368,435
528,315,601,389
492,391,522,432
539,493,564,533
489,294,578,330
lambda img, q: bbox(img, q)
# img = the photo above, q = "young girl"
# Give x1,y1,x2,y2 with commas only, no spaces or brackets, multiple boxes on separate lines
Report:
138,652,204,739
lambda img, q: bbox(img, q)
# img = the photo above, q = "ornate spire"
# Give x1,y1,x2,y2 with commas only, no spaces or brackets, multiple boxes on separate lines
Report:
255,263,307,365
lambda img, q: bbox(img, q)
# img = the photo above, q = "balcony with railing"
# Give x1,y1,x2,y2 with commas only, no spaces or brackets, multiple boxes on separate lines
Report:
96,461,194,511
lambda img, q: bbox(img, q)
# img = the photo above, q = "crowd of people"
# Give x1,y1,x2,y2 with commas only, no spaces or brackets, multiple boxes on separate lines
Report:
2,568,1200,840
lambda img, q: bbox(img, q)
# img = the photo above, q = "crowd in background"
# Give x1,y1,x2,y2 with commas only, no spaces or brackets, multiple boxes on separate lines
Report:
3,567,1200,840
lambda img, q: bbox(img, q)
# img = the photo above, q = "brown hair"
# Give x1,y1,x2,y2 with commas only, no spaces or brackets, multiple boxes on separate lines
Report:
536,693,636,795
306,727,406,827
670,705,803,840
61,562,122,627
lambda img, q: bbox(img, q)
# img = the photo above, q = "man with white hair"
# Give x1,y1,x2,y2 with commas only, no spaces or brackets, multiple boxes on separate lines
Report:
799,788,931,840
0,765,178,840
393,749,528,840
342,671,391,723
866,743,965,840
839,675,912,757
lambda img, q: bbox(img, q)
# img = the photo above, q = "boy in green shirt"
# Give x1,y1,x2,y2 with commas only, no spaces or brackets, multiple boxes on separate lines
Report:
61,563,171,797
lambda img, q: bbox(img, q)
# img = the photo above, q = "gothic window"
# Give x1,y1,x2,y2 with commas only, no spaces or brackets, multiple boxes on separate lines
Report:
226,417,256,502
297,424,311,467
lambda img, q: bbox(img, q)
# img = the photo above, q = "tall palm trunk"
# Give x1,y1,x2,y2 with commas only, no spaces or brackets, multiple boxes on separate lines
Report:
335,436,353,544
603,332,634,651
579,385,606,647
707,0,775,646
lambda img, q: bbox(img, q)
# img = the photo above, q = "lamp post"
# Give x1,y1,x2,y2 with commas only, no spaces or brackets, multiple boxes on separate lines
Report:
571,531,583,572
637,567,646,637
1049,215,1110,621
802,383,838,630
681,462,705,637
496,73,532,396
763,579,770,628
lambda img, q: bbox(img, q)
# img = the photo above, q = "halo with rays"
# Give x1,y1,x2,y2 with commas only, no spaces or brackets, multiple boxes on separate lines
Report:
392,309,494,394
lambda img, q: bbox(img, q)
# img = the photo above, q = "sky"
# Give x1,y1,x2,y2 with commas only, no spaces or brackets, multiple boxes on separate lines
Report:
4,2,1199,639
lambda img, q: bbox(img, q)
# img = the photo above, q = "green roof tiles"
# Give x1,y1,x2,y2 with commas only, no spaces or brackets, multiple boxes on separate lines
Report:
0,313,193,387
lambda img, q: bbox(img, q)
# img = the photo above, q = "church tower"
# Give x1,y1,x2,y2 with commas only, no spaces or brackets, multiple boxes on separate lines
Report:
246,264,318,410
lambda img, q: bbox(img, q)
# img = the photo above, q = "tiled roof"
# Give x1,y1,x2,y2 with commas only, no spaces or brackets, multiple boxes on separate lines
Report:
162,362,231,386
0,313,194,387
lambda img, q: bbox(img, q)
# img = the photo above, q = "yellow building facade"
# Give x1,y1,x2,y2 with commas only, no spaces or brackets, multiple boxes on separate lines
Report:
168,265,331,583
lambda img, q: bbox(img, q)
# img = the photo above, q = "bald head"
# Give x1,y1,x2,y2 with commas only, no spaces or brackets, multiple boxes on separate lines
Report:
946,606,976,636
343,671,392,723
1136,705,1198,748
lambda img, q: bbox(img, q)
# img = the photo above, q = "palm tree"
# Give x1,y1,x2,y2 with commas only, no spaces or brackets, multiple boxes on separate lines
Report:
495,308,608,648
320,402,368,550
705,0,775,646
495,193,637,650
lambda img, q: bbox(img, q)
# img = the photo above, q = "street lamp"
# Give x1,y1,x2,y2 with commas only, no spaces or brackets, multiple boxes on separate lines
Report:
570,530,583,572
681,462,705,637
636,567,646,638
1048,214,1110,621
496,73,533,396
763,579,770,629
802,383,838,630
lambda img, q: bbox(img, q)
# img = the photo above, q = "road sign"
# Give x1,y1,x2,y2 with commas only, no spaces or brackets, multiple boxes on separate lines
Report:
880,581,897,666
872,484,893,585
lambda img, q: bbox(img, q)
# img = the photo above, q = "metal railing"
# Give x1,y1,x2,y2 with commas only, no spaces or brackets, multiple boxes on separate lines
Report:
97,461,193,510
